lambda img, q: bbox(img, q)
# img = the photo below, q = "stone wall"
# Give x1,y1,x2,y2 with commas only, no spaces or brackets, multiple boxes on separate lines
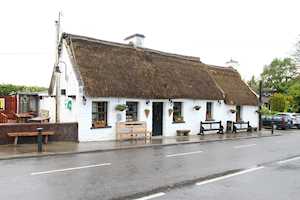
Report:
0,122,78,145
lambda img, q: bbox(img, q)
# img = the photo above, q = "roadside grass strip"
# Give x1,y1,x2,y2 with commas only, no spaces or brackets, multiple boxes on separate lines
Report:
277,156,300,164
30,163,111,175
166,150,203,158
196,166,265,186
234,143,257,149
134,192,166,200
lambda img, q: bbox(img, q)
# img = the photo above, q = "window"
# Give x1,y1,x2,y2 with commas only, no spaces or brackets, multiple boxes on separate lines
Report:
206,102,213,121
92,102,108,128
173,102,184,123
126,102,138,121
236,105,242,122
0,98,4,110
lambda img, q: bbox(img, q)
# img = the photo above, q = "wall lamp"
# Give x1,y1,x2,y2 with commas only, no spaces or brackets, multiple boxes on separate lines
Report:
82,96,87,105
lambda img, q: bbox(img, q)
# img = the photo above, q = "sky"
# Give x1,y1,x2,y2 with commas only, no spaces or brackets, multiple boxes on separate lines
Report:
0,0,300,87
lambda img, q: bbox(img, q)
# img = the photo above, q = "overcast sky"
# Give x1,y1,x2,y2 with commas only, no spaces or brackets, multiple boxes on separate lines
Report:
1,0,299,87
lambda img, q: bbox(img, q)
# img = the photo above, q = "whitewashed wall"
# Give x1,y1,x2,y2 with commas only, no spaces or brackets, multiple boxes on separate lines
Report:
76,97,259,142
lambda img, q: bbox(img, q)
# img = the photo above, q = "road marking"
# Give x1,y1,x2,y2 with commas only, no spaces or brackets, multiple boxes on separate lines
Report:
234,144,257,149
196,166,264,186
166,150,203,158
277,156,300,164
30,163,111,175
134,192,166,200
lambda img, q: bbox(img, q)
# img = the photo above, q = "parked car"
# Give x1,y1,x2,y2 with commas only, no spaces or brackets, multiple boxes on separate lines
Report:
292,113,300,129
262,114,293,130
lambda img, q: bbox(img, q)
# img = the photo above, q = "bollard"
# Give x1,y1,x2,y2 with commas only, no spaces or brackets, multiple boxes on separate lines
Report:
271,122,274,135
37,127,43,152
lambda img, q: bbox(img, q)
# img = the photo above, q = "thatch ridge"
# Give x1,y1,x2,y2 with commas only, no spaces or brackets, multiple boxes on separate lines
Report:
207,65,258,106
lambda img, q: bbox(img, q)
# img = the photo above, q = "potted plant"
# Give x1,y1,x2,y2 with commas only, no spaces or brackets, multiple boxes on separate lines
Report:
174,116,184,123
168,108,173,116
144,109,150,118
115,104,127,111
230,109,236,114
94,120,106,128
193,105,201,110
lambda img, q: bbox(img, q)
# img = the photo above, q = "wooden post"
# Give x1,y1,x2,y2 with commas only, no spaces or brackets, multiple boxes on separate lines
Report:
259,80,262,131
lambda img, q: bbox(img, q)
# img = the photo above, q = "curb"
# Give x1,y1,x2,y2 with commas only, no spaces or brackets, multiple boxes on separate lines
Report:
0,134,281,161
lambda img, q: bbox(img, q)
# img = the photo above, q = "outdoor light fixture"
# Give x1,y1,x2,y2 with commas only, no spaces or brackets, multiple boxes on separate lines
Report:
82,96,87,105
146,100,150,105
217,100,221,104
168,99,173,105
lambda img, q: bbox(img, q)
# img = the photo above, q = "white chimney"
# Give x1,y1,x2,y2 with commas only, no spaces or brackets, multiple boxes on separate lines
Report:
124,33,145,47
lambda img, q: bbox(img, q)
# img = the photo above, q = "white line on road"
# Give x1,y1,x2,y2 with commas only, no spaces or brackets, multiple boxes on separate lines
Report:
277,156,300,164
196,166,264,186
30,163,111,175
234,144,257,149
166,150,203,158
134,192,166,200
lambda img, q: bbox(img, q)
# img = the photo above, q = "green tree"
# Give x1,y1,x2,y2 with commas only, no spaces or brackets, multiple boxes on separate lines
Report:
288,80,300,112
0,84,47,96
261,58,298,93
269,93,290,112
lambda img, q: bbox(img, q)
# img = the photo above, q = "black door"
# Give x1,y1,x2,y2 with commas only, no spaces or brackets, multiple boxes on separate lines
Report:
152,102,163,136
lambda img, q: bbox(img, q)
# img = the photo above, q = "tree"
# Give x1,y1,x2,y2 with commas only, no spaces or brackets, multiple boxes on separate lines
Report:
269,93,294,112
261,58,298,93
292,35,300,64
288,80,300,112
247,75,259,93
0,84,47,96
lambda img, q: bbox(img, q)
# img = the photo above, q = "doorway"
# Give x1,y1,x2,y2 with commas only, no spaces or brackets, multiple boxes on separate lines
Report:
152,102,163,136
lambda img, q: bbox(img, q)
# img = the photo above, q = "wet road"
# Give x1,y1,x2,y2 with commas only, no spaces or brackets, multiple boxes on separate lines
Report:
1,131,300,200
156,158,300,200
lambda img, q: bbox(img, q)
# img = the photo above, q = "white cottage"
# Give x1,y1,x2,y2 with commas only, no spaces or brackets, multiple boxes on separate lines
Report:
45,33,259,142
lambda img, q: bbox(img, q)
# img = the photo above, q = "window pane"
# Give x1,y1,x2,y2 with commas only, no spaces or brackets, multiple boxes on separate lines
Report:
126,102,138,121
173,102,183,122
92,102,107,128
206,102,213,120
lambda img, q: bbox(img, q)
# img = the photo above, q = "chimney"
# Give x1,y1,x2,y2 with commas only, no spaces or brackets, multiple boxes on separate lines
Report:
124,33,145,47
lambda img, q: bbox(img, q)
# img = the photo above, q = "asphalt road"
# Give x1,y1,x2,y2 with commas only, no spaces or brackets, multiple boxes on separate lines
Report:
1,130,300,200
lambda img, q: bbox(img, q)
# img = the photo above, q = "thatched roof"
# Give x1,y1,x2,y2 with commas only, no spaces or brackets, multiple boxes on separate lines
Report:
207,65,258,106
63,33,224,100
55,33,257,105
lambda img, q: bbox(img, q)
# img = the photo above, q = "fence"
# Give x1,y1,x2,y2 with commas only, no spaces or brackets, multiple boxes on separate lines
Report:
0,122,78,145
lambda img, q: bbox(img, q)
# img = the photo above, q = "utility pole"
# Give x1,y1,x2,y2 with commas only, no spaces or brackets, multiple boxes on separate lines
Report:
259,80,262,131
55,12,62,123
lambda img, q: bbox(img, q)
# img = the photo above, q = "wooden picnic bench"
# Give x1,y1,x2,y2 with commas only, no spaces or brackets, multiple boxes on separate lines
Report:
232,121,252,133
199,121,224,135
7,131,55,145
116,121,151,141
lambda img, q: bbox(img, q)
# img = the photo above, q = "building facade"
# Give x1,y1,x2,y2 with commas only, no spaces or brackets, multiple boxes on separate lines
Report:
44,33,259,142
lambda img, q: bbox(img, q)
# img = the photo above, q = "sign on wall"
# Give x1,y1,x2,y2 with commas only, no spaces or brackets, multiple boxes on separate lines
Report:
0,98,5,110
65,98,72,111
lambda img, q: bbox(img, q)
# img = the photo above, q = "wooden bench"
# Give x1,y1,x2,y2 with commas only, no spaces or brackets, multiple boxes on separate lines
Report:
116,121,151,141
232,121,252,133
7,131,55,145
176,130,190,136
199,121,224,135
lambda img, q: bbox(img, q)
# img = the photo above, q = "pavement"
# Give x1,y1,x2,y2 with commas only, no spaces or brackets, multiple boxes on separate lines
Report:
0,129,299,200
0,129,278,160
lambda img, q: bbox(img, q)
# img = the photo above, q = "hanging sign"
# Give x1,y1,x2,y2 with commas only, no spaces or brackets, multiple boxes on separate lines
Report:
0,98,5,110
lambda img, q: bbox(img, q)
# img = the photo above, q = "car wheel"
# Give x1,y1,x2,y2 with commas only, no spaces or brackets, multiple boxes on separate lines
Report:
298,125,300,129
